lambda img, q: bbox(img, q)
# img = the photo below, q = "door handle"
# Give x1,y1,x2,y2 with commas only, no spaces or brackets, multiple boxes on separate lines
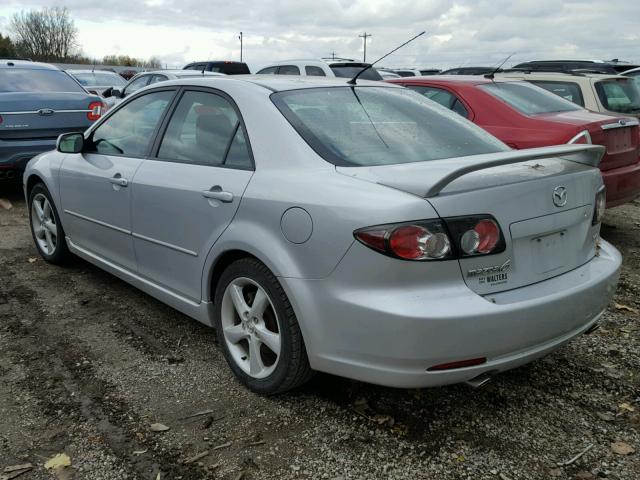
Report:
109,174,128,187
202,186,233,203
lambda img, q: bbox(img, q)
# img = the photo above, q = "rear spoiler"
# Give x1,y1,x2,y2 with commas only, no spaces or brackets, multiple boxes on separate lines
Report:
425,144,604,197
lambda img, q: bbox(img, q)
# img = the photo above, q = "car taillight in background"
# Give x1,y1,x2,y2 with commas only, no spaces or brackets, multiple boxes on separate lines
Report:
87,101,103,121
593,186,606,225
354,215,506,261
568,130,593,145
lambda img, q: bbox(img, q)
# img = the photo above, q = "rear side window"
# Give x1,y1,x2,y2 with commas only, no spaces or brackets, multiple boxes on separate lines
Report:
305,66,326,76
148,74,168,85
529,80,584,106
406,85,469,118
90,90,174,157
278,65,300,75
0,69,85,93
157,90,252,169
480,82,581,115
595,78,640,114
272,86,507,167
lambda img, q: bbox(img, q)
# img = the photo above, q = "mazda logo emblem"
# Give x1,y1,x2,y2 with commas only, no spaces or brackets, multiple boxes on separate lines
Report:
37,108,55,116
553,186,568,207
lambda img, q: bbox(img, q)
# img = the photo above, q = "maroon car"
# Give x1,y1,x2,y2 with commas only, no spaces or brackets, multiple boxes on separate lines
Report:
388,76,640,207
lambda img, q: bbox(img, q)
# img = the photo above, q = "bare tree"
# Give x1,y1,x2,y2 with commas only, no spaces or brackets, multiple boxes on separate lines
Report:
10,7,78,61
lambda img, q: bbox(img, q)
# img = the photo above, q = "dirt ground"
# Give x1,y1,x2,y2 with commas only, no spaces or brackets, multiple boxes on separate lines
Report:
0,180,638,480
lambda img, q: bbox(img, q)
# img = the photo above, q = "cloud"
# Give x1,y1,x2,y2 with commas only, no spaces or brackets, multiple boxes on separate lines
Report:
0,0,638,69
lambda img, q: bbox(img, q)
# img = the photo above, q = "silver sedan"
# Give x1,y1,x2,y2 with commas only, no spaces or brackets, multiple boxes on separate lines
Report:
24,76,621,394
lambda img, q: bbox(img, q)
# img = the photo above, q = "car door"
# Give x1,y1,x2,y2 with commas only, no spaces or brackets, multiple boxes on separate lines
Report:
59,89,177,271
130,88,254,301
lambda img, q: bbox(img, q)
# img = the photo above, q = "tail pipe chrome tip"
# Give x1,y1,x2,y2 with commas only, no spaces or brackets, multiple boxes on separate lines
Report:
465,372,494,389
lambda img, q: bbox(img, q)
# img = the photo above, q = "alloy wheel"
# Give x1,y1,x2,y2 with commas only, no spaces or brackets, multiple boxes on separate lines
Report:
31,193,57,255
220,277,282,379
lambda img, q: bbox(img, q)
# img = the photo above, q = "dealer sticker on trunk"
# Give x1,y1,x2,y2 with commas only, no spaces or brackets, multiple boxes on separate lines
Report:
467,259,511,285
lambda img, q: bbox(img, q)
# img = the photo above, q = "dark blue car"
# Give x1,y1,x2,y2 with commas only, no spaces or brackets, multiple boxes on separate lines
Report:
0,60,104,179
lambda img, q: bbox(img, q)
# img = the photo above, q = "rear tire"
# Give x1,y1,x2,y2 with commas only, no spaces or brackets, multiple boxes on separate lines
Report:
28,183,71,265
214,258,314,394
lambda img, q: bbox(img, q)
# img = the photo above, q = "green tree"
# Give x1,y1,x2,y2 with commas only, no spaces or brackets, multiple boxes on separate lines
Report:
0,33,17,58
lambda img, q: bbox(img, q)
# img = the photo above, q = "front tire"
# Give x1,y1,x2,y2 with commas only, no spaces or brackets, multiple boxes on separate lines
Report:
214,258,313,394
28,183,71,265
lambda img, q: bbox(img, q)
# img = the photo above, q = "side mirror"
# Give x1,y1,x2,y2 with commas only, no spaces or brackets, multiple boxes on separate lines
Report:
57,132,85,154
102,86,113,98
111,88,122,98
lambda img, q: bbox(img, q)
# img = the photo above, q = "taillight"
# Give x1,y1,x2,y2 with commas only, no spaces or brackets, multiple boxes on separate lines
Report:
444,215,506,258
87,101,103,121
354,215,506,261
568,130,592,145
593,186,606,224
354,220,453,261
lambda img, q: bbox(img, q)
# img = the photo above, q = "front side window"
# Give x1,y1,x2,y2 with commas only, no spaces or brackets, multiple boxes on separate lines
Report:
529,80,585,106
124,75,151,95
0,69,85,93
278,65,300,76
90,90,174,157
406,85,469,117
305,66,326,77
595,78,640,114
272,86,507,167
148,74,168,85
257,66,277,75
480,81,581,115
157,90,252,169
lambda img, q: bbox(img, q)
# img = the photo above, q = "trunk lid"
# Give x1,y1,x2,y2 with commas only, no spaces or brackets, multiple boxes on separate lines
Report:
338,145,604,294
0,92,100,140
593,118,640,171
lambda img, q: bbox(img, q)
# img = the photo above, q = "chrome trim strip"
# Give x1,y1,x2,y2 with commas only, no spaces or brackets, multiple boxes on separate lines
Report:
132,232,198,257
0,109,92,115
63,209,131,234
568,130,593,145
601,119,639,130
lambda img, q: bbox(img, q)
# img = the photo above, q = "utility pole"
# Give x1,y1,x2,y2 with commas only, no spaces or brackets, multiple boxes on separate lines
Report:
239,32,243,62
359,32,372,62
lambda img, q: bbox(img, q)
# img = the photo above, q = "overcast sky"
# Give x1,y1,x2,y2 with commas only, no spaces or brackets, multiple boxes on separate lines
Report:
1,0,638,70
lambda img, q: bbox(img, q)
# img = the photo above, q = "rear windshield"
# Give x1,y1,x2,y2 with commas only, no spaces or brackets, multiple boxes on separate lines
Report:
71,72,125,87
595,78,640,114
0,68,85,93
480,81,581,115
330,65,382,81
272,86,507,167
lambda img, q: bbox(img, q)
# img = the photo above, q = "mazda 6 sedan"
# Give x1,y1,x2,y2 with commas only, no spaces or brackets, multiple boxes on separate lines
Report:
24,76,621,394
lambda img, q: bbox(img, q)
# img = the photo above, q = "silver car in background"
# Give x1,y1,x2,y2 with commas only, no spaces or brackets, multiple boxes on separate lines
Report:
23,76,620,394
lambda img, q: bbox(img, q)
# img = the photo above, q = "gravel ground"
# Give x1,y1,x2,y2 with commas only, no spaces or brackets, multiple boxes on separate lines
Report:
0,180,638,480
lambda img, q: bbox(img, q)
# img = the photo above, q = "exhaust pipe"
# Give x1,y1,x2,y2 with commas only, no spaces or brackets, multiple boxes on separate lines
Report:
465,372,493,389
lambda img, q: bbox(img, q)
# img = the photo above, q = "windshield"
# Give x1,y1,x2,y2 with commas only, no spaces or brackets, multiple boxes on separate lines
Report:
595,78,640,114
0,69,85,93
330,65,383,81
272,86,508,167
480,81,581,115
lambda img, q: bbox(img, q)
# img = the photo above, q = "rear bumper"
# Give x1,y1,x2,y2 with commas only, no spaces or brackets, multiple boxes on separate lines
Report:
282,240,621,388
0,138,57,171
602,159,640,207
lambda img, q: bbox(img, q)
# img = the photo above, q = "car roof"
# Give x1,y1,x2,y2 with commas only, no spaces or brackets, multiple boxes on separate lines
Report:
155,75,395,92
0,59,59,70
67,69,120,74
389,75,522,86
497,71,624,80
622,67,640,75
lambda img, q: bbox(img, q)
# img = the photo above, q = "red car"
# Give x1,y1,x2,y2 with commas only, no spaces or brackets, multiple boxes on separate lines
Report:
387,76,640,207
